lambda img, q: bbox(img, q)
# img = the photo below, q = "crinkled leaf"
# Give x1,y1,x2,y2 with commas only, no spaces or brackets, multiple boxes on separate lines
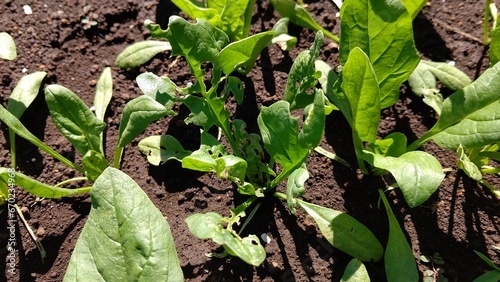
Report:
117,95,168,148
378,190,419,282
419,61,500,150
284,31,324,110
165,16,229,93
82,150,109,182
340,259,370,282
219,30,275,75
286,165,309,214
93,67,113,122
297,199,383,262
185,212,266,266
138,135,192,166
115,40,172,69
421,60,472,91
298,89,325,148
0,105,82,171
363,151,444,208
270,0,339,41
340,0,420,108
137,72,177,115
258,101,308,186
0,32,16,60
207,0,255,40
221,76,244,105
63,167,183,282
0,168,90,198
457,144,482,181
45,85,106,156
7,72,46,118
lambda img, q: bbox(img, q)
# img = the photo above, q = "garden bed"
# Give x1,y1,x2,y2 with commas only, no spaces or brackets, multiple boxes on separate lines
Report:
0,0,499,281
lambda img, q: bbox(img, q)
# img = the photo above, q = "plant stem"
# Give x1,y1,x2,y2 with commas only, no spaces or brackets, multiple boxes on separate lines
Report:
9,132,16,169
481,166,500,174
273,191,287,201
479,179,500,198
55,177,88,187
113,146,123,168
485,0,492,45
14,204,46,263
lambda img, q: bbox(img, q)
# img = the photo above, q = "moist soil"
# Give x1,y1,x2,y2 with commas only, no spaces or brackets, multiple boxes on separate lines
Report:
0,0,499,281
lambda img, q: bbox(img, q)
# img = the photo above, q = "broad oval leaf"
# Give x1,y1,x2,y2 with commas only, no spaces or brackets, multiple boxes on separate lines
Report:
138,135,192,166
340,259,370,282
379,190,419,282
219,30,275,75
64,167,183,281
0,168,90,198
363,151,444,208
115,40,172,69
7,71,47,118
423,61,500,150
0,32,16,60
45,85,106,156
117,95,168,148
297,199,383,262
186,212,266,266
340,0,420,108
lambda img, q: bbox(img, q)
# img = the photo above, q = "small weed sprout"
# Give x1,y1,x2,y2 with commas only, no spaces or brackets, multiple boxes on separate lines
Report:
81,5,98,30
421,253,448,282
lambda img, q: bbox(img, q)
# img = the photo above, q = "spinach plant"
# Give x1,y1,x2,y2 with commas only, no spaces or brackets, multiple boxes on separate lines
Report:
136,16,383,266
473,250,500,282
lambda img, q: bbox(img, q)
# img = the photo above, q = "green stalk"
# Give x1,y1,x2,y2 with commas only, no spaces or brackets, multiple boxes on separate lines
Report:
479,179,500,198
55,177,88,187
481,166,500,174
485,0,492,45
113,146,123,168
9,132,16,169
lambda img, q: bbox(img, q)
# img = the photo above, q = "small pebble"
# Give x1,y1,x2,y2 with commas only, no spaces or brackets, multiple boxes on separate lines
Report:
36,227,45,237
23,5,32,15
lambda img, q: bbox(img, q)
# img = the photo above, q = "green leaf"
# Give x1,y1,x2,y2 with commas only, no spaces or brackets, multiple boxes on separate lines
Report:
64,167,183,282
473,270,500,282
474,250,500,271
401,0,427,20
378,189,419,282
370,133,407,158
0,168,90,198
170,0,221,28
117,95,168,148
457,144,482,181
0,32,17,60
138,135,192,166
364,151,444,208
271,18,298,51
286,165,309,214
7,72,47,118
0,105,83,172
340,0,420,108
207,0,256,40
115,40,172,69
415,61,500,150
93,67,113,122
165,16,229,93
45,85,106,156
258,101,308,187
490,27,500,65
219,30,275,75
340,259,370,282
182,150,217,172
136,72,177,115
420,60,472,91
270,0,339,42
298,89,325,149
82,150,109,182
284,31,324,110
296,199,383,262
185,212,266,266
315,60,339,113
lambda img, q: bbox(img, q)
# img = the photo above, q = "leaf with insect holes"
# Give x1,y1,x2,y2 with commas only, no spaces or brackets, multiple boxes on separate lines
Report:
284,31,323,111
45,85,106,156
379,190,419,282
185,212,266,266
0,168,90,198
340,259,370,282
64,168,183,282
340,0,420,108
115,40,172,69
297,199,383,262
138,135,192,166
0,32,16,60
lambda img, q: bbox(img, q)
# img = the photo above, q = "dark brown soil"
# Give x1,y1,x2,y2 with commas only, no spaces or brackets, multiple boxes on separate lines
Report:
1,0,499,281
